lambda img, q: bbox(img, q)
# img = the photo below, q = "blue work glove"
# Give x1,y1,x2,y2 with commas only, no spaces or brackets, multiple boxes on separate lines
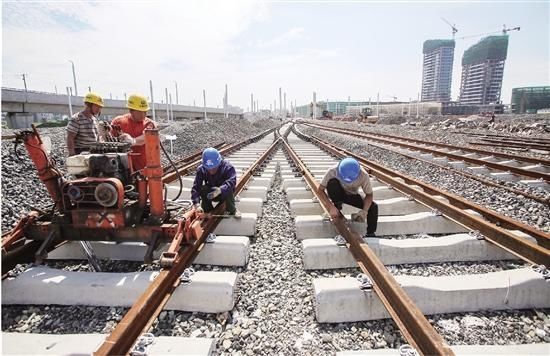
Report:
206,187,222,200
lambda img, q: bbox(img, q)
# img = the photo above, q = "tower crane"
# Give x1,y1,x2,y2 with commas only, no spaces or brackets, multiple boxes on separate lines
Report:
458,25,520,40
441,17,458,39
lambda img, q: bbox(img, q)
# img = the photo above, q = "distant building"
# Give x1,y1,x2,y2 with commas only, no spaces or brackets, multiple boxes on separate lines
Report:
511,86,550,113
459,36,509,105
421,39,455,102
295,101,371,117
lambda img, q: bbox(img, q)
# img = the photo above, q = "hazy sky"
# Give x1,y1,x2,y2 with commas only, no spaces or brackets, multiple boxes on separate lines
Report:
2,0,549,110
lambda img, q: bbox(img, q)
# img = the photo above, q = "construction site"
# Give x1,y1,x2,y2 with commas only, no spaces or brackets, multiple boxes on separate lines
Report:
1,2,550,356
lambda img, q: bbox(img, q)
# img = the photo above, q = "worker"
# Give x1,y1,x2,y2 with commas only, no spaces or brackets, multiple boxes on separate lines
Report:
66,92,104,156
111,94,157,171
318,157,378,237
191,147,241,218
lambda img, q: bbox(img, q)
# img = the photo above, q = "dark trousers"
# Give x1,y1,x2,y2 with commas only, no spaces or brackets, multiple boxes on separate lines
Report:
326,178,378,234
200,185,236,214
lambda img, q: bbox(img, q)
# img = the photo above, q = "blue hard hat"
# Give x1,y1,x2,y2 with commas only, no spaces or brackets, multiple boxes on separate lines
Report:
202,147,222,169
337,157,361,183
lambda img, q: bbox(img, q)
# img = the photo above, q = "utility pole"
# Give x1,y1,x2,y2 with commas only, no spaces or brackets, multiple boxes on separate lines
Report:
224,84,228,118
279,87,282,118
69,60,78,96
66,87,73,117
376,92,380,117
284,92,287,118
416,92,420,119
165,88,169,121
408,98,412,117
251,93,254,113
21,74,28,102
313,91,317,120
203,89,207,120
88,86,91,92
174,81,179,105
169,93,173,121
149,80,156,121
55,85,58,95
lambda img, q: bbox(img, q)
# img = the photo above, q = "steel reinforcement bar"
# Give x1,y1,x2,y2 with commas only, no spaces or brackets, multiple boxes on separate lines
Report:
281,138,453,356
291,125,550,264
95,137,282,356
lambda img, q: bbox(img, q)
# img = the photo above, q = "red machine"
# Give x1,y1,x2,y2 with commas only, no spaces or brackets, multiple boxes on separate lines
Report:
2,125,200,268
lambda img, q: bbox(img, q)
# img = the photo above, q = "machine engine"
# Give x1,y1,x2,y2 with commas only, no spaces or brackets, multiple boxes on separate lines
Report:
62,142,133,224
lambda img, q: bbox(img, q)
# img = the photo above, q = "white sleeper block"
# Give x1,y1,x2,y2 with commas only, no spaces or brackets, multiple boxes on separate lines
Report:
302,233,517,269
246,177,273,188
215,213,257,236
295,215,366,240
1,333,215,356
285,187,314,200
167,271,237,312
377,212,468,236
337,343,550,356
314,268,550,323
3,267,237,313
283,178,306,190
290,197,428,216
372,186,404,200
195,235,250,266
48,236,250,267
238,186,268,201
236,197,263,217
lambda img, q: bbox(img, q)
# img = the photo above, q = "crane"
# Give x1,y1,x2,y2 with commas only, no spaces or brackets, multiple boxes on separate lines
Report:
458,25,520,40
441,17,458,39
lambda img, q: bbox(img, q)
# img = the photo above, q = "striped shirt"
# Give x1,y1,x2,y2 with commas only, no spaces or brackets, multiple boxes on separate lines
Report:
66,111,99,149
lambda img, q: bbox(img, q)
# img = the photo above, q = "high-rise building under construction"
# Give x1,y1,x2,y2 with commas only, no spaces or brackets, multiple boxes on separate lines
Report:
459,36,509,105
421,39,455,102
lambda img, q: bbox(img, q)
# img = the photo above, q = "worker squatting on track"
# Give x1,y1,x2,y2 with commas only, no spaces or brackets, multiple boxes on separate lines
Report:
191,147,242,219
318,157,379,237
66,92,104,156
110,94,158,171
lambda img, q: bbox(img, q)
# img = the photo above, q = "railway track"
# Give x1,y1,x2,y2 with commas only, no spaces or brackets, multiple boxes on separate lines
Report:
2,123,549,355
300,121,550,184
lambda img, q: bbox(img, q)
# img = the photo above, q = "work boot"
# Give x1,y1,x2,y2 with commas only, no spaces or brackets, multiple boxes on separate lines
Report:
228,209,242,219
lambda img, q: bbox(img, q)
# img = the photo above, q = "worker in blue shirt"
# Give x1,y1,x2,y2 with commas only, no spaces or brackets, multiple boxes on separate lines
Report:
191,147,241,218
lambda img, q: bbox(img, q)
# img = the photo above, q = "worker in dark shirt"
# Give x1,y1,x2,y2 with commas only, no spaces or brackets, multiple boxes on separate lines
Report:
191,147,241,218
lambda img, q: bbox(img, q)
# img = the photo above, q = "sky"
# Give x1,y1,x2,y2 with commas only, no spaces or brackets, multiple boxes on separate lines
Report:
2,0,549,111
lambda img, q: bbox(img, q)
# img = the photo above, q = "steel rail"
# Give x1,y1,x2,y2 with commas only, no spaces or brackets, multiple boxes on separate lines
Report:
304,121,550,166
281,138,453,356
458,132,550,145
95,137,282,356
162,141,226,173
296,124,549,205
473,138,550,151
292,126,550,263
302,122,550,182
162,127,278,183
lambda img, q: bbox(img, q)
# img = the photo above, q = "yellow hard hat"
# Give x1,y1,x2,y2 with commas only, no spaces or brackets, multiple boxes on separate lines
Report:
127,94,150,112
84,92,104,107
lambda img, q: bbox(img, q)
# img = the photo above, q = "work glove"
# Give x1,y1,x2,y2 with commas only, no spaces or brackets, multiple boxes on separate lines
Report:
351,209,368,223
206,187,222,200
119,133,135,145
194,205,203,214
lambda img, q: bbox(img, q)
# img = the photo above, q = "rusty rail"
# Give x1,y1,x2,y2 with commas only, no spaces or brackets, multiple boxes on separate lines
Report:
292,125,550,263
281,138,453,355
162,127,278,183
162,141,226,174
95,138,282,356
471,139,550,152
303,121,550,167
298,124,549,205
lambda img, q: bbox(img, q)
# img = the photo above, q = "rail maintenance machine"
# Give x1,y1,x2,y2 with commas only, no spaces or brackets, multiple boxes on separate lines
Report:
2,125,203,271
